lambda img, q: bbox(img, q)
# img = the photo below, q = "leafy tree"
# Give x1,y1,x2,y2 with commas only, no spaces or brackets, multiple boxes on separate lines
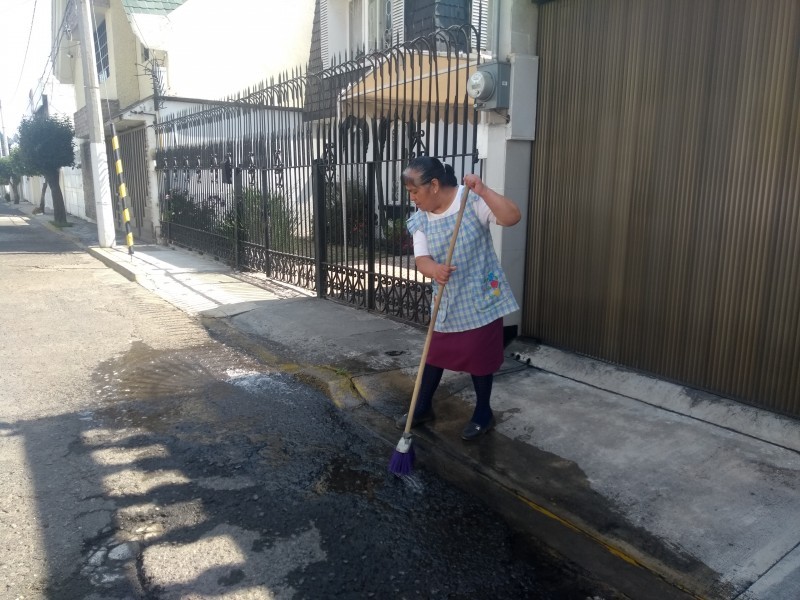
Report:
17,114,75,224
0,156,11,201
3,149,27,204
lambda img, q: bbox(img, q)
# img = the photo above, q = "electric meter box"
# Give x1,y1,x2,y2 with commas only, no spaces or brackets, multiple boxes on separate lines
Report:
467,61,511,110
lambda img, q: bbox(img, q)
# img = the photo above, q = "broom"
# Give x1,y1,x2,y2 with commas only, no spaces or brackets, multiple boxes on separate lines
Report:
389,187,469,476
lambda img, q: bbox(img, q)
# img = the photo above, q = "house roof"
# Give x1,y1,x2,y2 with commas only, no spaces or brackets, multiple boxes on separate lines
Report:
121,0,188,15
122,0,188,50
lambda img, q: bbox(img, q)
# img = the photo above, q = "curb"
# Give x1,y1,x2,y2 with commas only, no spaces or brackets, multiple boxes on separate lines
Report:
14,203,90,249
41,221,84,247
201,317,364,412
408,428,705,600
87,247,138,282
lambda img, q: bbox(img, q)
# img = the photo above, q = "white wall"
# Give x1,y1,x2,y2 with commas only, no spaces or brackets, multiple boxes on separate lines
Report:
164,0,316,99
20,177,36,205
477,0,539,331
61,165,87,219
18,167,87,220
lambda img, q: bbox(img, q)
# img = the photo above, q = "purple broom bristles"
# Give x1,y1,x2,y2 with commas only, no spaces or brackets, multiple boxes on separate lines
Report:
388,434,415,476
389,446,415,475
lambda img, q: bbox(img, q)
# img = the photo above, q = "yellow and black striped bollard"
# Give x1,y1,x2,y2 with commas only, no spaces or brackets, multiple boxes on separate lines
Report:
110,123,135,255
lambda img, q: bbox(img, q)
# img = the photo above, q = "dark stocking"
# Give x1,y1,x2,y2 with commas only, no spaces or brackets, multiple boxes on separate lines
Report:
414,364,444,415
470,373,494,426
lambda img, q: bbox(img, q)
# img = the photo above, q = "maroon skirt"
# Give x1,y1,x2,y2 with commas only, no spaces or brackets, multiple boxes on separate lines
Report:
426,318,504,376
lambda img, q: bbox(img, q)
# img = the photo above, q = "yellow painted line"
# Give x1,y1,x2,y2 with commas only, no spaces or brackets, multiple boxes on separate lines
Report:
122,208,131,222
119,183,127,199
116,159,123,175
513,493,706,599
126,232,134,246
515,493,644,567
112,136,119,151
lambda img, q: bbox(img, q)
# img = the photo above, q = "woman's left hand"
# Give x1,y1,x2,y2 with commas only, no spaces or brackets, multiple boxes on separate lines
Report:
463,174,521,227
463,174,486,196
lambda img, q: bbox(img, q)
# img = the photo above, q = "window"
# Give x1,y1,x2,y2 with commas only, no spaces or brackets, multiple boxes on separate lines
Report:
94,19,110,82
349,0,391,52
349,0,364,51
367,0,388,50
322,0,395,66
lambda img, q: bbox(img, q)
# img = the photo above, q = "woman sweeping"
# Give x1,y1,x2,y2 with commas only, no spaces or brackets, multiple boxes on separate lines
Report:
397,156,521,441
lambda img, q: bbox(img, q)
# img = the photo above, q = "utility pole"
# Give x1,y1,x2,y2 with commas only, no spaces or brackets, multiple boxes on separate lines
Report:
77,0,116,247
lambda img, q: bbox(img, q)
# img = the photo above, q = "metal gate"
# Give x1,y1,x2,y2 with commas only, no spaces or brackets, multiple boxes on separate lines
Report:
107,126,152,242
155,26,482,326
526,0,800,416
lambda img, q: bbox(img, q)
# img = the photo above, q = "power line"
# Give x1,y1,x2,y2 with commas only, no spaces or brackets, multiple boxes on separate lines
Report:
26,0,76,117
12,0,39,101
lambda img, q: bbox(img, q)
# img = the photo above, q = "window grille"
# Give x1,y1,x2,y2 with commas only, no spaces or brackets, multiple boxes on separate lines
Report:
94,19,110,82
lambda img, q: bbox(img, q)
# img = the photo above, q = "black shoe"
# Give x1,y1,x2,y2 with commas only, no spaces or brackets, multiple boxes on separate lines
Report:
394,408,435,430
461,417,495,441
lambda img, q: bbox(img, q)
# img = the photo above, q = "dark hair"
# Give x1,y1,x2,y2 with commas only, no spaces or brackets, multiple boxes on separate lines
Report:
402,156,458,187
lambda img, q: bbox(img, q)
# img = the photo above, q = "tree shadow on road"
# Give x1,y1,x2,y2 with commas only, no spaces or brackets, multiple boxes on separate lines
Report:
15,340,601,599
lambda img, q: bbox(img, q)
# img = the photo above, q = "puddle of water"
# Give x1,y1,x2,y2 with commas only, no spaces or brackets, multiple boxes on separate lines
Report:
225,368,261,378
314,457,384,499
397,473,425,493
226,373,296,402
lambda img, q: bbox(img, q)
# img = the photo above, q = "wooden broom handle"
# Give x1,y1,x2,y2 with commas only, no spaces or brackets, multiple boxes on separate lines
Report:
403,188,469,435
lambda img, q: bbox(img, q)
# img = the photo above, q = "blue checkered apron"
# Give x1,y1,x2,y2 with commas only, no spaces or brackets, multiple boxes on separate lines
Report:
408,190,519,333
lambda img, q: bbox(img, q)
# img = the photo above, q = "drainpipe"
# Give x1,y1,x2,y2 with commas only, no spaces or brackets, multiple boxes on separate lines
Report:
492,0,501,59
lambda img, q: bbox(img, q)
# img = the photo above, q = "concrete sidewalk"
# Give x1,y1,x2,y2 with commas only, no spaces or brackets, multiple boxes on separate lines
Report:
16,202,800,599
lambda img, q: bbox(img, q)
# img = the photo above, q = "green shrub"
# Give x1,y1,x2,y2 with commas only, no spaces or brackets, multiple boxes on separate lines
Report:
220,187,299,252
325,177,370,248
265,190,300,252
381,217,413,255
163,191,217,226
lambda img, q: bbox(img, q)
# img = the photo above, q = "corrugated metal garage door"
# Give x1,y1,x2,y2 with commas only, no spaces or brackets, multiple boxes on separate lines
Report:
525,0,800,416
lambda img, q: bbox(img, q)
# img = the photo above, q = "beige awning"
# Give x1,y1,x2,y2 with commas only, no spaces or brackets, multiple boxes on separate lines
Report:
340,52,480,121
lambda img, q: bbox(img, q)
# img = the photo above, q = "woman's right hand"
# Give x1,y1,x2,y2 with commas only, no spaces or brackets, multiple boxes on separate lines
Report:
415,255,457,286
431,262,457,286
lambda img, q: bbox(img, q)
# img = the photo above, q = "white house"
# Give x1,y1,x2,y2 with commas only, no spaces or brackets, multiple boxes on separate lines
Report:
51,0,317,241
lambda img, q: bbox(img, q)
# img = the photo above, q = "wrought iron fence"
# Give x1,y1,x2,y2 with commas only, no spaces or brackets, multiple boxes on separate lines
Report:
155,25,482,326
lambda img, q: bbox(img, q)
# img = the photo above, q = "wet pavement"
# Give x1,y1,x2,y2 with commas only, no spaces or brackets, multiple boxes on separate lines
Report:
83,341,612,599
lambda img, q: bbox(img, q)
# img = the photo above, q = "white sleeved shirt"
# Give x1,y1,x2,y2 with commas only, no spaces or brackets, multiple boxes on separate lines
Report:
413,186,496,257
